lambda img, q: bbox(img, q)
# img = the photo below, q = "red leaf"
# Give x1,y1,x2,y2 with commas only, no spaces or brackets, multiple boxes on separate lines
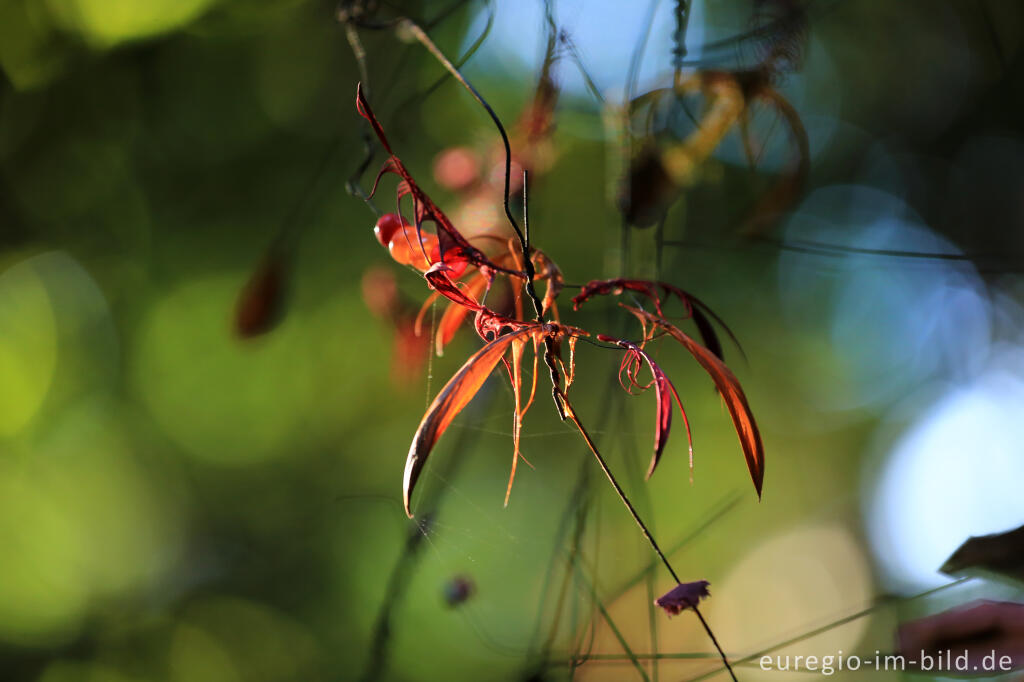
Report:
424,267,484,312
639,348,691,480
608,340,692,481
574,278,743,362
625,307,765,498
356,84,515,277
403,327,540,517
432,272,492,356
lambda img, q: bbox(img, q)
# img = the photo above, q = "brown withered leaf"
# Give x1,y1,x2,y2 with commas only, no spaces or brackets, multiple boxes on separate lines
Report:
941,523,1024,584
235,253,287,338
403,327,542,517
655,580,711,616
624,306,765,498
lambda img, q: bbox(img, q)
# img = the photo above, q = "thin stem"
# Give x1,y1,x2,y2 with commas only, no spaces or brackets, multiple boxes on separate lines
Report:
401,20,545,318
626,0,660,104
691,606,735,681
610,494,742,603
572,556,652,682
357,515,431,682
344,22,370,95
560,652,720,662
403,19,568,419
561,397,738,682
392,0,495,113
566,404,676,581
672,0,692,81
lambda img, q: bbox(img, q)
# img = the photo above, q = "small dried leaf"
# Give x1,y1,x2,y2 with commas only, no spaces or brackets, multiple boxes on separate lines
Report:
655,580,711,616
738,85,809,237
504,336,533,506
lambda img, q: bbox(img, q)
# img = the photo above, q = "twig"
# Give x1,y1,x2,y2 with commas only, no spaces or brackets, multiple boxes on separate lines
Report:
400,21,544,311
672,0,692,81
572,555,652,682
401,20,568,421
561,396,739,682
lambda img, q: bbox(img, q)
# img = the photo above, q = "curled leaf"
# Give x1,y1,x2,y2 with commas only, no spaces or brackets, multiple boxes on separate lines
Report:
424,266,485,312
606,338,692,481
625,307,765,498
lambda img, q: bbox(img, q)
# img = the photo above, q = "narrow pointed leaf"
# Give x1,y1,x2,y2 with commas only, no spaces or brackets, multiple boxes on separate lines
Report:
504,336,530,506
636,347,692,481
626,307,765,497
689,306,723,362
684,293,746,363
404,327,537,517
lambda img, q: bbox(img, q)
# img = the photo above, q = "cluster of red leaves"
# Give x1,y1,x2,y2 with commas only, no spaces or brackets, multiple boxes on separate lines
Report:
357,84,764,518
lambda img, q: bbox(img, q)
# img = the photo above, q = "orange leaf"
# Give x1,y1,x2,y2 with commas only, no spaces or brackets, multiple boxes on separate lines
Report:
403,327,540,517
435,272,492,356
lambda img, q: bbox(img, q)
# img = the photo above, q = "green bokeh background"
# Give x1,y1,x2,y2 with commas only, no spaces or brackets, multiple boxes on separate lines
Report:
2,1,1024,680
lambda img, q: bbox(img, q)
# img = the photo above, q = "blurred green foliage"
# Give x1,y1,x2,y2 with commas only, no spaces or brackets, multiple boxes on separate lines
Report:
2,1,1024,681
